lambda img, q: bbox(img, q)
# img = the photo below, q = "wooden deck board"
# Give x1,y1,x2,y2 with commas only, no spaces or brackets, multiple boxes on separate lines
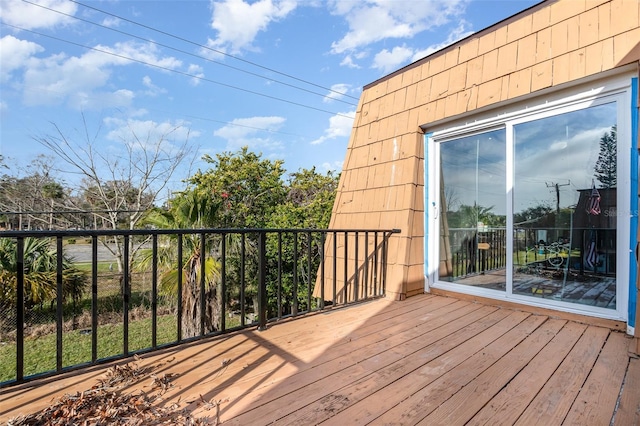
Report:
0,294,638,425
375,314,546,425
514,325,610,425
420,318,567,425
453,321,587,426
614,357,640,426
563,331,630,425
270,306,507,426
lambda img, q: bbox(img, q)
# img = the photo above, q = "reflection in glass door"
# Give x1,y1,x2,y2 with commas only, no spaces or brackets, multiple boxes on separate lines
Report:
513,102,618,309
439,129,506,291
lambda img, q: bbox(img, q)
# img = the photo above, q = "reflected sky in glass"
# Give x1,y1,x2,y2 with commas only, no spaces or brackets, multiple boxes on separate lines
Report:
514,102,616,214
441,129,506,216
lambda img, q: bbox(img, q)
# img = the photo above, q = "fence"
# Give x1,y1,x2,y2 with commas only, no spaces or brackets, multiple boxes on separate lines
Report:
0,227,399,387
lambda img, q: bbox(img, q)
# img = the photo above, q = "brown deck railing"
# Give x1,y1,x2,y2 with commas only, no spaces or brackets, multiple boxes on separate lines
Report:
0,228,400,387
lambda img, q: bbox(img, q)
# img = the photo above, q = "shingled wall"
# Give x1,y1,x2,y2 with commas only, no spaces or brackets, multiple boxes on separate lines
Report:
319,0,640,301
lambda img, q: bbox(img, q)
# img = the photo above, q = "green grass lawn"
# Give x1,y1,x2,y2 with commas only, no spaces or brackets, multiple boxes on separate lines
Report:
0,315,177,383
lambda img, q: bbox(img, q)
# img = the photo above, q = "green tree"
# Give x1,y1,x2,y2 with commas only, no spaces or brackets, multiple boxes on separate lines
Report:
265,168,339,315
135,191,221,338
0,237,87,320
184,148,288,317
447,204,504,229
187,147,287,228
594,125,617,189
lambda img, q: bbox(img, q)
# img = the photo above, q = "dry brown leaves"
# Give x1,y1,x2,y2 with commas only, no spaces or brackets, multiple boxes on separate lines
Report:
7,355,220,426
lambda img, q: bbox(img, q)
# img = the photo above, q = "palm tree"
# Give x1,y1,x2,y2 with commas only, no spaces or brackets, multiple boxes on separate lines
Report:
135,191,221,338
0,237,87,315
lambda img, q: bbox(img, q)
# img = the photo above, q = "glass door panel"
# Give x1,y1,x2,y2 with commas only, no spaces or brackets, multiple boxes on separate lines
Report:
513,103,617,309
439,129,506,291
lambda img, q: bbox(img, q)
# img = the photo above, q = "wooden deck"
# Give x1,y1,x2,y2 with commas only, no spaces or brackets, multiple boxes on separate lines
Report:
1,294,639,425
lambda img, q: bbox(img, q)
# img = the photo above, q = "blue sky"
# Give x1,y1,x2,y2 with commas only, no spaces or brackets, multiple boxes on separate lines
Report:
1,0,540,191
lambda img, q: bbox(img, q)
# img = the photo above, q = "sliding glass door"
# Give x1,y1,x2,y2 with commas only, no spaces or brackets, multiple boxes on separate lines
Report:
429,78,631,319
439,129,506,292
512,102,618,309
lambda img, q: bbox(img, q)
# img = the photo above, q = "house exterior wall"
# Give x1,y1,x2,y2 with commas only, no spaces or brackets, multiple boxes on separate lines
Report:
324,0,640,301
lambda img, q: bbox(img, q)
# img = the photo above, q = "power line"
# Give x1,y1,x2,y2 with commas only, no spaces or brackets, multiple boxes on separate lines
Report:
21,0,357,107
66,0,359,101
2,23,356,120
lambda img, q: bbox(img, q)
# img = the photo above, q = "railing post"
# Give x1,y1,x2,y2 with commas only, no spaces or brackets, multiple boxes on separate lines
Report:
319,232,325,309
292,232,298,316
307,231,312,313
151,234,158,349
177,234,183,342
16,237,24,382
91,236,98,362
343,231,348,304
240,233,246,327
123,235,129,356
363,232,369,300
200,232,206,336
56,236,63,372
220,233,226,332
258,231,267,331
354,231,359,302
277,232,282,319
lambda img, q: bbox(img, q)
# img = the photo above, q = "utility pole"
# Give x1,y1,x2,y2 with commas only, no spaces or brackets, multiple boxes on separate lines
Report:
546,181,570,214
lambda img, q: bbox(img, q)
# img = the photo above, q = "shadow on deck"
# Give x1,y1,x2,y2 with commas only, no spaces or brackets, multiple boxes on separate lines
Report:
1,294,639,425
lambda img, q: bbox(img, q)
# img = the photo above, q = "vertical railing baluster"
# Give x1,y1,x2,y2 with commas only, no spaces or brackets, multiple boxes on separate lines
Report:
307,231,312,313
220,233,226,332
151,234,158,349
16,237,24,382
381,232,389,296
56,236,63,372
320,232,325,309
332,231,337,306
91,236,98,362
258,231,267,331
293,232,298,316
343,231,348,304
373,232,379,296
200,233,206,336
354,231,359,302
123,235,130,356
364,232,369,300
240,233,246,327
277,232,282,319
177,234,183,342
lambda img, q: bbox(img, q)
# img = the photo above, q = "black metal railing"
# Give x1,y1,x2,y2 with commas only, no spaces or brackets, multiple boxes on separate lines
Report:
0,227,399,387
448,228,507,278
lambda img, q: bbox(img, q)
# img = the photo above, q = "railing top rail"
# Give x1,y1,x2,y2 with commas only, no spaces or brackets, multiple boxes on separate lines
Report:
0,228,401,238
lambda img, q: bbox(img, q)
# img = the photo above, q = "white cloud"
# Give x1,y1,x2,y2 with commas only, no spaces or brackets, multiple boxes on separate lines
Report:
310,110,355,145
0,0,78,30
328,0,467,54
101,17,121,28
104,118,200,150
324,83,351,103
0,35,44,82
340,55,360,69
142,76,167,96
187,64,205,86
411,20,474,62
208,0,298,54
321,160,343,173
69,89,135,110
372,45,414,74
19,41,181,107
214,116,286,151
